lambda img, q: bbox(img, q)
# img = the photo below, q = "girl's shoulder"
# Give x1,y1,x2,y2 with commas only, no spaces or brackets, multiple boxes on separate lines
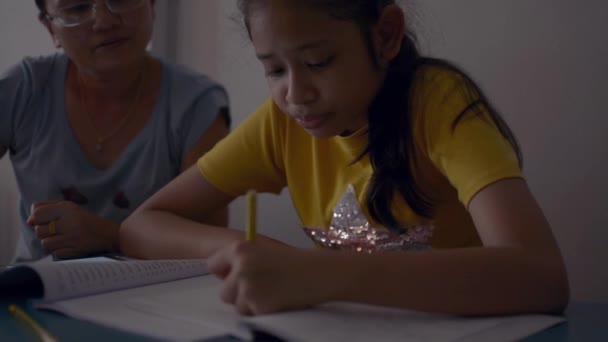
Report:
412,61,476,102
411,61,481,121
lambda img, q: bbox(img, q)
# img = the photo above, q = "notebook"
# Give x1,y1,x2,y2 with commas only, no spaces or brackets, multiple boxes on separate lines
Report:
1,258,565,341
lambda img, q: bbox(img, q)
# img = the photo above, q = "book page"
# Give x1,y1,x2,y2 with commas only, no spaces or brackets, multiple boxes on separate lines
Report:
128,278,565,342
28,259,208,302
37,277,234,342
246,303,565,342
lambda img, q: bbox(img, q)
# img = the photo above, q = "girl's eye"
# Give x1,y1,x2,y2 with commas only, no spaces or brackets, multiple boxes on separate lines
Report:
307,56,335,69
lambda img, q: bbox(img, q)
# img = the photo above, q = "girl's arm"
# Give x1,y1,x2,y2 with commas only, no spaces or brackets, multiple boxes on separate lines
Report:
208,178,569,316
119,165,279,259
325,178,569,315
120,166,248,260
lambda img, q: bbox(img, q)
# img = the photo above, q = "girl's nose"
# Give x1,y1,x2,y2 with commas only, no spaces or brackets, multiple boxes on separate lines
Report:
286,72,317,105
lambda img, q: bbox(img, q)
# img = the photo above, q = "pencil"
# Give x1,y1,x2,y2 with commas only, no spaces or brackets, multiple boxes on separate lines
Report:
246,190,257,241
9,304,58,342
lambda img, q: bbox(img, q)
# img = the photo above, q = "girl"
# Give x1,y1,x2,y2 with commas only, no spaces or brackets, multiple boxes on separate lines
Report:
121,0,569,316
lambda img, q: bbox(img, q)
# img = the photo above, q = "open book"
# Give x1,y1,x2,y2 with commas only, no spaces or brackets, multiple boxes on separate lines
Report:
0,257,209,302
1,259,565,342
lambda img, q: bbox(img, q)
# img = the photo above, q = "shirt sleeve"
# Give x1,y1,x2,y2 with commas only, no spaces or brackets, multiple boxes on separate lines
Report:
167,69,230,165
0,60,33,150
415,68,522,206
197,98,287,197
177,86,229,163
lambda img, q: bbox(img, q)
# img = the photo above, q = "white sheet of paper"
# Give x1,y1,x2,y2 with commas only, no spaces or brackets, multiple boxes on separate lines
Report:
129,277,565,342
37,277,235,342
37,274,565,342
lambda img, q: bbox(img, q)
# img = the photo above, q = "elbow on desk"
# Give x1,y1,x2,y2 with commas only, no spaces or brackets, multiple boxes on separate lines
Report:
549,266,570,315
118,213,148,259
531,253,570,315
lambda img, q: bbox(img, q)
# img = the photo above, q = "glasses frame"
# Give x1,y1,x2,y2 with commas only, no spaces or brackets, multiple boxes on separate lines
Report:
45,0,146,28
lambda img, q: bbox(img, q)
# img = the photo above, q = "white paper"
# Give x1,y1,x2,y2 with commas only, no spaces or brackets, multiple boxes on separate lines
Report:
27,259,208,301
129,278,565,342
35,271,565,342
37,277,232,342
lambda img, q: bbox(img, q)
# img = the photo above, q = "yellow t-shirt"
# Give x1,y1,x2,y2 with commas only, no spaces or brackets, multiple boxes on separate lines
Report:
198,67,522,248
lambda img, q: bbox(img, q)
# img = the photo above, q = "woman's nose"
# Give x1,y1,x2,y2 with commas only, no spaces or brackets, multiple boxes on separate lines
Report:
91,1,121,30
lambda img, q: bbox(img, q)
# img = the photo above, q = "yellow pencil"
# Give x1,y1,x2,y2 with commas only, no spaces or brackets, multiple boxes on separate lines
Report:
246,190,257,241
9,304,58,342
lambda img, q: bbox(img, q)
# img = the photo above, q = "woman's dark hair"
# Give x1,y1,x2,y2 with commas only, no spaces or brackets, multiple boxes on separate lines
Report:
238,0,522,233
34,0,47,19
34,0,156,20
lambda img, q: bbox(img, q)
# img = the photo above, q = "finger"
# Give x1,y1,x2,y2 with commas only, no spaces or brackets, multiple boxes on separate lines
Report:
207,247,234,279
35,223,57,239
30,200,63,211
28,201,65,225
235,285,254,316
219,270,240,306
53,248,86,260
35,218,64,239
40,235,72,253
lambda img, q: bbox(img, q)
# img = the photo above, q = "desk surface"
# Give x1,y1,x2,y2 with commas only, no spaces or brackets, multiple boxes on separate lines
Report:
0,300,605,342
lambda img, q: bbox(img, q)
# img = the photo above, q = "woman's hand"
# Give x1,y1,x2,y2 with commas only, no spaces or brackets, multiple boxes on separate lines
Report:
208,241,337,316
27,201,119,260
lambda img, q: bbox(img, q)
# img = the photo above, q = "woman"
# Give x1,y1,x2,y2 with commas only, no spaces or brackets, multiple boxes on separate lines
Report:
0,0,230,260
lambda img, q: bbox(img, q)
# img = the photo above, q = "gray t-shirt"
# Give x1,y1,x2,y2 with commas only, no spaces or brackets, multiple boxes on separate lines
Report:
0,54,229,259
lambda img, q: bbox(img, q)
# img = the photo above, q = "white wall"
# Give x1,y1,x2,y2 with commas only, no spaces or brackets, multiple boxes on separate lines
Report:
423,0,608,303
0,1,55,264
174,0,608,303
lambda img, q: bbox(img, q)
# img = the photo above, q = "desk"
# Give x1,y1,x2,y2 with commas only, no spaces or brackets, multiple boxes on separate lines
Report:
0,300,605,341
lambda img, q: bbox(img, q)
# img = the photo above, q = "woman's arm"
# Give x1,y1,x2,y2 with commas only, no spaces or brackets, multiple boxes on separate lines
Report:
0,146,6,159
208,178,569,316
179,112,231,227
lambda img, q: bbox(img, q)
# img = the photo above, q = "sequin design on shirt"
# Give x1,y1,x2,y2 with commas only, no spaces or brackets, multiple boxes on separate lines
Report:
303,185,434,253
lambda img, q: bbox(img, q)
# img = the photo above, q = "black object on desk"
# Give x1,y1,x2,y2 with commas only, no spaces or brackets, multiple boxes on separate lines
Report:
0,266,43,300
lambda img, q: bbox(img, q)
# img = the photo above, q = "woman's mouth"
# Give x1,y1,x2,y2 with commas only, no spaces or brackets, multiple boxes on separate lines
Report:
95,38,129,51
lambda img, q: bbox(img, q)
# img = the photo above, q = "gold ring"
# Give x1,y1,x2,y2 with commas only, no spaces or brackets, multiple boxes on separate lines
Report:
49,220,57,235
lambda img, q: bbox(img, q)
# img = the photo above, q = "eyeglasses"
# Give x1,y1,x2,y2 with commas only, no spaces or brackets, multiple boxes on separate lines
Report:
45,0,146,27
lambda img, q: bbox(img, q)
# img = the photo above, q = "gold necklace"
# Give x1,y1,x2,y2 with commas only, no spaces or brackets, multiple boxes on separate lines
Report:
77,65,145,152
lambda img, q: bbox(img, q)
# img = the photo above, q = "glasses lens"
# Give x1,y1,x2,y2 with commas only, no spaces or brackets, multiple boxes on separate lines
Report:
57,1,94,26
106,0,145,13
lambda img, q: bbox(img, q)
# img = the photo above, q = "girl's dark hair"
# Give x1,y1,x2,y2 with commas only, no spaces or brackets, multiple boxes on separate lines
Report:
238,0,522,233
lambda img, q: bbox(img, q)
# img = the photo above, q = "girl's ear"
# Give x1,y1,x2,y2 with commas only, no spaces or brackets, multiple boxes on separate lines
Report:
374,4,406,66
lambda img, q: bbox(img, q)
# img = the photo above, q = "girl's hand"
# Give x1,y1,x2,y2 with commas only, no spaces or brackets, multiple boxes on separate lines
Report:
27,201,119,260
208,241,336,316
